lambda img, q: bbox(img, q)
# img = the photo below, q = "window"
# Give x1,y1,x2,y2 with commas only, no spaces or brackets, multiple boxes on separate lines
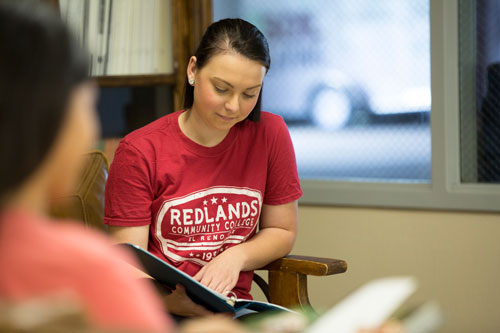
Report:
459,0,500,183
214,0,431,183
214,0,500,211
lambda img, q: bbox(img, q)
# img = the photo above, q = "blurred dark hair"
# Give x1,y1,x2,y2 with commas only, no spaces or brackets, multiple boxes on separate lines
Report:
183,18,270,122
0,0,88,204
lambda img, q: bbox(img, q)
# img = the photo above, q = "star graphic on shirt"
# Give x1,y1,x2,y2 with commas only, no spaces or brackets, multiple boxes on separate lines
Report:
211,197,218,204
189,253,194,257
221,197,228,203
203,200,208,205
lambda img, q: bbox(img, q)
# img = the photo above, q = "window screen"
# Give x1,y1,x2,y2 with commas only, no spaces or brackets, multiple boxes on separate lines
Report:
214,0,431,182
460,0,500,183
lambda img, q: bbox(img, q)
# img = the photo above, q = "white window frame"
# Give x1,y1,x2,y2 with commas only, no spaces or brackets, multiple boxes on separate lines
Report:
299,0,500,212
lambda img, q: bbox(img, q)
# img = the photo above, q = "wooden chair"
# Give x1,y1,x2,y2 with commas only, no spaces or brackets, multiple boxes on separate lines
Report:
50,151,347,311
49,150,108,232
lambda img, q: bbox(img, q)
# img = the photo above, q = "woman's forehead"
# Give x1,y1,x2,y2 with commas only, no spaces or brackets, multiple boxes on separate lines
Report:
201,52,266,88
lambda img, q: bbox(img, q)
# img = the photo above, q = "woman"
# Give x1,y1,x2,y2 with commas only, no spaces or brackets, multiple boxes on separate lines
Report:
105,18,302,317
0,1,172,331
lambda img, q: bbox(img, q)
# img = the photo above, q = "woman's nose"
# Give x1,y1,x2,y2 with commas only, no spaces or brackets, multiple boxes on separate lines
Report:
224,95,239,113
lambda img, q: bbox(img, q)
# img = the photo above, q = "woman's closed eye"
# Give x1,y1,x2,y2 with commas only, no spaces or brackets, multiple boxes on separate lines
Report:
214,85,256,99
243,92,256,99
214,85,227,93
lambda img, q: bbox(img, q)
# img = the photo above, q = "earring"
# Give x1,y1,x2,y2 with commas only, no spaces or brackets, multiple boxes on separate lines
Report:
188,78,195,86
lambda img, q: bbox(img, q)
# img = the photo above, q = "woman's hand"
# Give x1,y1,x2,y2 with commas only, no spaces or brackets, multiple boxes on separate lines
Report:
164,284,213,317
193,247,245,295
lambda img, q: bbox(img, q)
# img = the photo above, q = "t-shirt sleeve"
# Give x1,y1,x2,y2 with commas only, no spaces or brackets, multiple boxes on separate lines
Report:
104,141,155,226
264,116,303,205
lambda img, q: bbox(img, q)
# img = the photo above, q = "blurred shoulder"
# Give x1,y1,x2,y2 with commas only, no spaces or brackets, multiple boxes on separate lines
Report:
50,219,135,270
121,111,178,146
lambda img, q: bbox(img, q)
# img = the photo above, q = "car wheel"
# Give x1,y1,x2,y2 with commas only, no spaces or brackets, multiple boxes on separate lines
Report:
311,88,352,130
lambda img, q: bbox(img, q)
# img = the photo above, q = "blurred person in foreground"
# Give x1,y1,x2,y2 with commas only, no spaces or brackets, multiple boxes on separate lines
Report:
0,0,174,331
0,2,245,331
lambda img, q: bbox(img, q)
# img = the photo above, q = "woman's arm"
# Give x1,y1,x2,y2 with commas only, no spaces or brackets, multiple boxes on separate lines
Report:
108,225,150,249
238,200,298,269
194,200,298,294
107,225,158,281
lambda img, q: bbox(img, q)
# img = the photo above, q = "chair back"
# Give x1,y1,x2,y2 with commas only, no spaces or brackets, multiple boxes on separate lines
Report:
49,150,108,232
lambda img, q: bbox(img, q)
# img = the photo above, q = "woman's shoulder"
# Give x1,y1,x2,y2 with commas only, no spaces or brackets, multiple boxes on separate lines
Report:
241,111,287,134
115,111,181,160
234,112,291,156
259,111,287,127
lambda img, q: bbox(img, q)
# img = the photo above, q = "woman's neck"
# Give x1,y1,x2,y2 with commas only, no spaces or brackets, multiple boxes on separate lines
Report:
6,166,51,216
179,108,230,147
7,181,47,215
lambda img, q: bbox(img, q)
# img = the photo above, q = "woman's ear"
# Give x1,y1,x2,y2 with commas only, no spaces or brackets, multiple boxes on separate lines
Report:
186,56,197,85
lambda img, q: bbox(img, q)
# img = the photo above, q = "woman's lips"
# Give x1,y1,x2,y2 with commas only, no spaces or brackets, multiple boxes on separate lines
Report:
216,113,235,121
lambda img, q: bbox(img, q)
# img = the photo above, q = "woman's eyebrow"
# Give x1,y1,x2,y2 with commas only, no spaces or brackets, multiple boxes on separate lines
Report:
213,76,262,90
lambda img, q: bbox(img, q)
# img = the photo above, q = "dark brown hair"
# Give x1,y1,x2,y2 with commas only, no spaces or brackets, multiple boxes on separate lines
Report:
0,0,88,204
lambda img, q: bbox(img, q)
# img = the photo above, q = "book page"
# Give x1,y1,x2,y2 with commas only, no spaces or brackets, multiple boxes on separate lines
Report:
306,276,417,333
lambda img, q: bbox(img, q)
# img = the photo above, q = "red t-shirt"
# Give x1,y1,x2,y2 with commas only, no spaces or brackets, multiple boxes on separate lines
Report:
104,110,302,299
0,208,172,332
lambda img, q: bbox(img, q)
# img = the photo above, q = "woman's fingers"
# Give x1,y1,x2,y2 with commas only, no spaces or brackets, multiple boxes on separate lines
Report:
195,267,217,289
213,277,238,295
213,279,231,294
203,273,228,293
201,271,238,294
200,274,215,289
193,266,206,281
193,252,241,294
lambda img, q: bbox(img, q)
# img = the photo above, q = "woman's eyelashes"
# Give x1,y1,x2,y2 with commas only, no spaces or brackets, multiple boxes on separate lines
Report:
214,85,227,93
243,93,256,99
214,85,257,99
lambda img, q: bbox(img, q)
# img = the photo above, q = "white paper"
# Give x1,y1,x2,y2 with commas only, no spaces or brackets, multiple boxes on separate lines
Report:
306,276,417,333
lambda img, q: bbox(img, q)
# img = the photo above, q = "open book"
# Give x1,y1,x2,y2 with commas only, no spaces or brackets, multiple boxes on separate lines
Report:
121,243,291,316
122,244,440,332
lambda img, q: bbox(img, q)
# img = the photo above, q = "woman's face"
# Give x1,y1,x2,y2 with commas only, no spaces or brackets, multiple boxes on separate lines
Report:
188,52,266,131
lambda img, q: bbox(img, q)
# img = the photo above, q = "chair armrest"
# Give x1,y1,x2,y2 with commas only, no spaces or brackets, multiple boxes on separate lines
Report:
256,255,347,310
261,255,347,276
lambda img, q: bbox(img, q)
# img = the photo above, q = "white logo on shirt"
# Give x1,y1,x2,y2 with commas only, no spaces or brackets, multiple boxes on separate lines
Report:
155,186,262,265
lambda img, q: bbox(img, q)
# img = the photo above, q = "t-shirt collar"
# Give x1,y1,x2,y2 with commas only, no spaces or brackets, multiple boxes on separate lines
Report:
170,110,240,157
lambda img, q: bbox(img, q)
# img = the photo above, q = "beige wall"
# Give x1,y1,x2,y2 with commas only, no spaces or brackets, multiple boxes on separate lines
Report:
255,205,500,332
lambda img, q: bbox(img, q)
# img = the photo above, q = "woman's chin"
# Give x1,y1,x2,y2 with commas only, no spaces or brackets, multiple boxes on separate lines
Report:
211,117,238,131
